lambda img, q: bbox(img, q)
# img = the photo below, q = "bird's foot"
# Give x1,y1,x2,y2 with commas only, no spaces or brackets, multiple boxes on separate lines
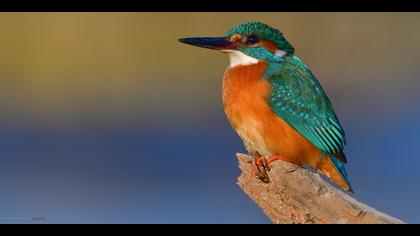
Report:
251,155,299,183
251,156,270,183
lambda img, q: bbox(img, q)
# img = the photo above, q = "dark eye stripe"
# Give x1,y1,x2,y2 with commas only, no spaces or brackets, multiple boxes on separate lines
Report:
246,34,259,44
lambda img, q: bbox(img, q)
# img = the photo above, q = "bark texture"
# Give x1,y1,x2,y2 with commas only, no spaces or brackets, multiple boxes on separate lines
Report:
236,153,404,224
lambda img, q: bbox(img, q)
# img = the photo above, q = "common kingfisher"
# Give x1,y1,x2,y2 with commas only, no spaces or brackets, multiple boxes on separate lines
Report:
179,22,352,192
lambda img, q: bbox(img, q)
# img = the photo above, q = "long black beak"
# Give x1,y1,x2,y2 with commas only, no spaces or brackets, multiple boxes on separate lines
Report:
178,37,235,50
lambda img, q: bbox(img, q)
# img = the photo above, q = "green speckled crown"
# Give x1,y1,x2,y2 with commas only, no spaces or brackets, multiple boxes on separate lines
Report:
225,22,295,53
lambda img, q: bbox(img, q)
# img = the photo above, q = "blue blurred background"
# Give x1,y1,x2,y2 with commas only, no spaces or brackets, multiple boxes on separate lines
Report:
0,13,419,223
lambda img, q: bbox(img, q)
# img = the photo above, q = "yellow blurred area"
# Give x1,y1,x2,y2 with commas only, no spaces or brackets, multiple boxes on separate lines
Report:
0,13,419,125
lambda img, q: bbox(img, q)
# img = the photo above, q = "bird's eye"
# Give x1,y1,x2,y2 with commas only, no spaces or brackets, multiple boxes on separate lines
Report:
246,34,259,44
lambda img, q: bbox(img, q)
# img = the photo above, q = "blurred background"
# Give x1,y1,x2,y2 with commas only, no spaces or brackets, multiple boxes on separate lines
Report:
0,13,419,223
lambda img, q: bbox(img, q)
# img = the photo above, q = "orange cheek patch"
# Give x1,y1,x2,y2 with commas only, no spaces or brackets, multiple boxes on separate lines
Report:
230,34,242,42
254,40,278,53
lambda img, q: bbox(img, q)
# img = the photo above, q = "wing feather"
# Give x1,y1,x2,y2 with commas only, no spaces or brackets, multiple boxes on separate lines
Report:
268,55,346,156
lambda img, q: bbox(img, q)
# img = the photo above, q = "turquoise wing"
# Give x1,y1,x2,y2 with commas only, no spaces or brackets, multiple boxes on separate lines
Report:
268,55,346,156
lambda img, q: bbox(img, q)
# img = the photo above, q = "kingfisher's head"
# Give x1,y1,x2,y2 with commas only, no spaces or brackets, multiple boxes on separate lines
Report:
179,22,295,67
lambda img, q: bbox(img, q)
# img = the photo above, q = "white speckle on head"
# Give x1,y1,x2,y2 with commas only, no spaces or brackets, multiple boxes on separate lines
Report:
222,50,259,68
274,49,287,58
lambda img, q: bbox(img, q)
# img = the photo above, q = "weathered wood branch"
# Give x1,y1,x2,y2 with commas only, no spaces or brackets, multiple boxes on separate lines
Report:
236,153,404,224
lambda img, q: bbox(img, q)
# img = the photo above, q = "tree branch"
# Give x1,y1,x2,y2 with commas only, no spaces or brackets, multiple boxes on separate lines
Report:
236,153,404,224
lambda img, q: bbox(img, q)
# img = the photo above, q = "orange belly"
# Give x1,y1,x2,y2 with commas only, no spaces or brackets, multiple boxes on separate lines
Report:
222,61,322,167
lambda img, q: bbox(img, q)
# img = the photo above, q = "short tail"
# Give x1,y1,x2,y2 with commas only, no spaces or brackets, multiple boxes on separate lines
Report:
316,155,353,193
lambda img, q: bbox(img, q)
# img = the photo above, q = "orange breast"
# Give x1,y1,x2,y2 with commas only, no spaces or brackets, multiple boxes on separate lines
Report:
222,62,322,167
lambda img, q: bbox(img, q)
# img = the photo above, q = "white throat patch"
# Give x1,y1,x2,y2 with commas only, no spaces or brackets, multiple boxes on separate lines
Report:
223,49,288,68
223,50,259,67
